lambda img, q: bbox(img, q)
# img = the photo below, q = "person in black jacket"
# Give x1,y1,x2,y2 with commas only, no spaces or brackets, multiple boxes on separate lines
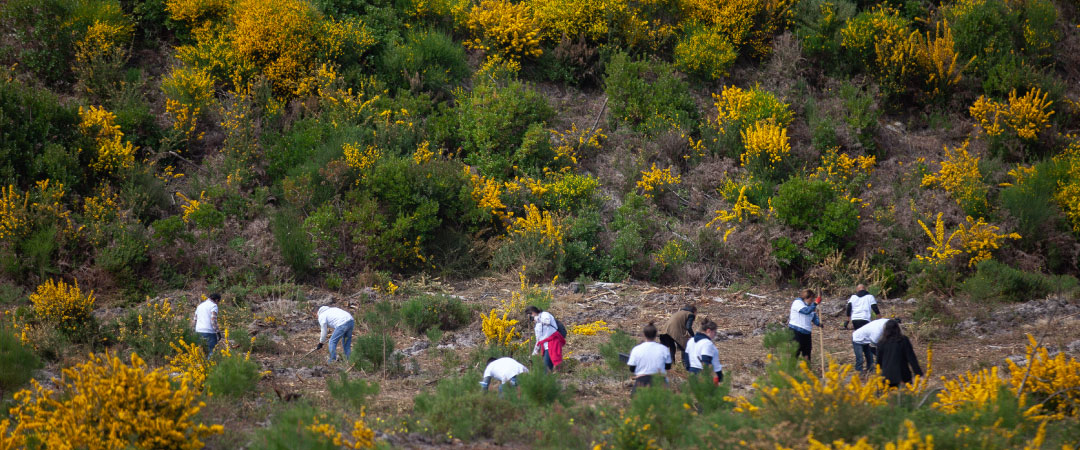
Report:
875,320,923,387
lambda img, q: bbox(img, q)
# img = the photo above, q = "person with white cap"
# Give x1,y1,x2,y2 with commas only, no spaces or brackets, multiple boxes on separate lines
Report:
315,305,355,363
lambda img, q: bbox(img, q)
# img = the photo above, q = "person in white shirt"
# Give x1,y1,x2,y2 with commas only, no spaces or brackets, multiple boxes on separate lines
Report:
851,318,890,373
193,293,220,354
789,289,821,360
845,284,881,330
315,306,355,363
845,284,882,372
685,319,724,385
526,305,560,371
480,357,529,394
627,322,673,394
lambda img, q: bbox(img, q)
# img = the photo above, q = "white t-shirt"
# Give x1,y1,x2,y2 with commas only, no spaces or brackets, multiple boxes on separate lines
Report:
852,318,890,345
194,300,218,333
483,357,528,382
318,306,354,343
533,311,556,350
627,341,672,376
848,293,878,321
686,336,722,372
789,299,814,332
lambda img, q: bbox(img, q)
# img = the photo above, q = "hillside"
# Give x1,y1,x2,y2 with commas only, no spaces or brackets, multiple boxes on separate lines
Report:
2,0,1080,448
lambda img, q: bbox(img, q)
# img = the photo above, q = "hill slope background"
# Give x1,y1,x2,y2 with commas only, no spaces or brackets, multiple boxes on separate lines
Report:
1,0,1080,448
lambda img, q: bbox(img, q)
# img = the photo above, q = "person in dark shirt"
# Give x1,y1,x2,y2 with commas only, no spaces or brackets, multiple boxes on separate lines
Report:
875,320,923,387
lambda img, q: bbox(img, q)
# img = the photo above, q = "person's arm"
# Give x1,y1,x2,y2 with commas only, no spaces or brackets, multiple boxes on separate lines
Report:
628,365,637,373
210,306,219,332
480,376,493,391
318,316,328,343
798,302,818,315
812,311,821,327
684,313,695,335
871,304,881,316
845,302,852,319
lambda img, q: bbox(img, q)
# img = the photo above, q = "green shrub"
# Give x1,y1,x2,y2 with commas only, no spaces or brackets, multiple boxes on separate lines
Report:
273,207,315,279
96,223,150,280
598,330,636,374
944,0,1058,97
772,177,859,259
961,260,1078,302
0,325,42,396
794,0,856,69
327,372,380,411
673,25,738,80
999,159,1068,240
413,376,521,441
624,386,694,447
604,52,698,136
839,82,880,154
112,300,197,363
401,294,472,335
457,79,553,178
381,29,469,96
351,334,397,372
205,354,260,398
0,73,86,188
608,192,663,280
517,360,569,406
248,403,341,450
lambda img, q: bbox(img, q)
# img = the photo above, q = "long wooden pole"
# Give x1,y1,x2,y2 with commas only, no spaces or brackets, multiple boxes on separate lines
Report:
817,293,825,377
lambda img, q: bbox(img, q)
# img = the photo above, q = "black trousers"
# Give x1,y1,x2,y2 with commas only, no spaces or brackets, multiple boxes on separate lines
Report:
792,329,812,360
852,319,869,330
631,374,658,395
658,334,691,370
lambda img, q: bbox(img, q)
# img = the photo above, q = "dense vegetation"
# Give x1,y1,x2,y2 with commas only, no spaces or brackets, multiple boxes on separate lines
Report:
1,0,1079,447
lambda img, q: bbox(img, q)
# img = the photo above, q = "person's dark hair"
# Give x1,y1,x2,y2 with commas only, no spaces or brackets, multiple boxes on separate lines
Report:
208,293,221,302
700,319,717,331
643,322,657,339
682,304,697,313
487,357,498,364
801,289,815,300
880,319,903,343
525,306,541,315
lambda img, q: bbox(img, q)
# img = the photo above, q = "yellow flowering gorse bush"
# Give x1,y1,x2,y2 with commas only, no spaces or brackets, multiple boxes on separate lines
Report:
79,105,137,174
956,216,1021,267
30,279,96,332
915,212,962,265
571,320,613,336
7,352,223,449
921,141,988,213
464,0,543,60
637,164,681,198
970,88,1055,141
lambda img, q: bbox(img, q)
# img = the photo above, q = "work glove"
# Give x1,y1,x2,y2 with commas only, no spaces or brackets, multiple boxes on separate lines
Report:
814,296,822,304
532,346,539,356
712,374,720,386
316,342,324,350
842,320,849,329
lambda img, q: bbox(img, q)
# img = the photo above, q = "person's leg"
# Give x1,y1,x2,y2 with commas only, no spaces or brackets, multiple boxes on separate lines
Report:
791,329,803,358
341,321,354,361
681,348,691,371
796,333,812,360
199,332,218,355
853,341,865,372
862,344,875,371
542,349,554,372
328,326,344,362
